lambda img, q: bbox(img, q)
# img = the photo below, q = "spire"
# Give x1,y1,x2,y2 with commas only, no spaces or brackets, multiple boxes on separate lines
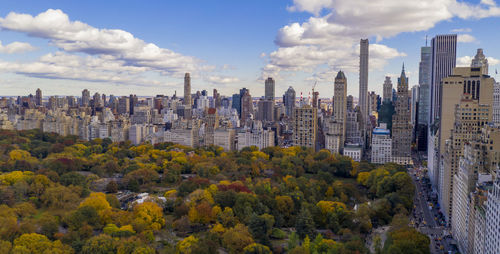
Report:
401,63,406,77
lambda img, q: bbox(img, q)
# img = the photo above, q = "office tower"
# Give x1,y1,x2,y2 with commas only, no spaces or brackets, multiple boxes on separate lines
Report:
430,34,457,125
411,85,419,129
383,77,393,102
346,95,354,111
371,123,392,164
435,55,495,196
102,94,107,107
391,65,412,165
417,46,432,151
184,73,191,106
129,94,138,115
293,105,317,148
82,89,90,107
471,48,488,75
428,34,457,190
284,86,296,117
418,46,432,125
494,82,500,126
325,71,347,154
257,99,274,122
240,89,252,124
359,38,369,145
35,88,42,106
232,94,241,116
265,77,275,101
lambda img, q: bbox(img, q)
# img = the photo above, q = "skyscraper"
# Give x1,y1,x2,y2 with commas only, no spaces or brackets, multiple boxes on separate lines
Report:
471,48,488,75
383,77,393,102
391,65,412,165
184,73,192,106
430,34,457,125
82,89,90,107
325,71,347,154
293,105,317,148
284,86,296,117
428,34,457,191
359,39,369,146
417,46,432,151
35,88,42,107
240,89,252,124
265,77,275,101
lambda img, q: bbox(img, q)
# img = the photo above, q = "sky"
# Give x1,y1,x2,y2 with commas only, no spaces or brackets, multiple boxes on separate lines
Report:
1,0,500,99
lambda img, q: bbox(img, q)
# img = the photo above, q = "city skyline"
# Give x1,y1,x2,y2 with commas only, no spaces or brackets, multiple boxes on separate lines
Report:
1,0,500,98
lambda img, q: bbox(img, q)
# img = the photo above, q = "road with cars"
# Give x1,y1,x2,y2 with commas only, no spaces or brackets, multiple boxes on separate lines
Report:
410,152,457,254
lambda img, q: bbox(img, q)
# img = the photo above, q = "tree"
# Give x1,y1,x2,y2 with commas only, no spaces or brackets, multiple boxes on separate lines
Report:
222,224,254,254
106,181,118,193
248,214,274,246
295,206,315,239
12,233,73,254
81,234,116,254
243,243,272,254
132,202,165,232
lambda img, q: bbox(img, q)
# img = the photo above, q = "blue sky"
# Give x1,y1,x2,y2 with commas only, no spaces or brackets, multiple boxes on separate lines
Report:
1,0,500,98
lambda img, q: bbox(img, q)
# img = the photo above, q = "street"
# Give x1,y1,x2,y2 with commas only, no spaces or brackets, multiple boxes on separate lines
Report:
410,152,457,254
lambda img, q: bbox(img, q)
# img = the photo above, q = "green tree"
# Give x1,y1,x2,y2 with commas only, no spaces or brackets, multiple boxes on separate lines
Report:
295,206,315,239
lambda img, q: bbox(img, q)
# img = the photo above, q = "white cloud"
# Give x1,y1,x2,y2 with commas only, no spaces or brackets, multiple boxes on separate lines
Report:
263,0,500,82
205,75,240,84
0,9,237,87
457,55,499,67
481,0,497,6
457,34,477,43
451,28,472,33
0,41,36,53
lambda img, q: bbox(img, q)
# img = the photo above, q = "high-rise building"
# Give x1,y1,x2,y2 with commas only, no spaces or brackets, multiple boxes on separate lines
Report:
325,71,347,154
284,86,296,117
471,48,489,75
359,39,369,145
184,73,191,106
204,108,219,146
417,46,432,152
368,91,379,114
411,85,419,130
428,34,457,190
391,65,412,165
293,105,317,148
494,82,500,126
434,56,495,198
442,94,491,223
265,77,275,101
484,171,500,253
213,89,221,108
232,93,241,116
430,34,457,125
117,96,130,115
240,89,252,124
257,99,274,122
82,89,90,107
383,77,393,102
35,88,42,107
346,95,354,111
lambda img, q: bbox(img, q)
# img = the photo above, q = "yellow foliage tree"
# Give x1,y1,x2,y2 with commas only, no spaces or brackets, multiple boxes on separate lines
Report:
356,172,370,186
177,235,198,254
79,192,111,211
0,171,35,185
316,201,347,215
132,202,165,231
12,233,73,254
